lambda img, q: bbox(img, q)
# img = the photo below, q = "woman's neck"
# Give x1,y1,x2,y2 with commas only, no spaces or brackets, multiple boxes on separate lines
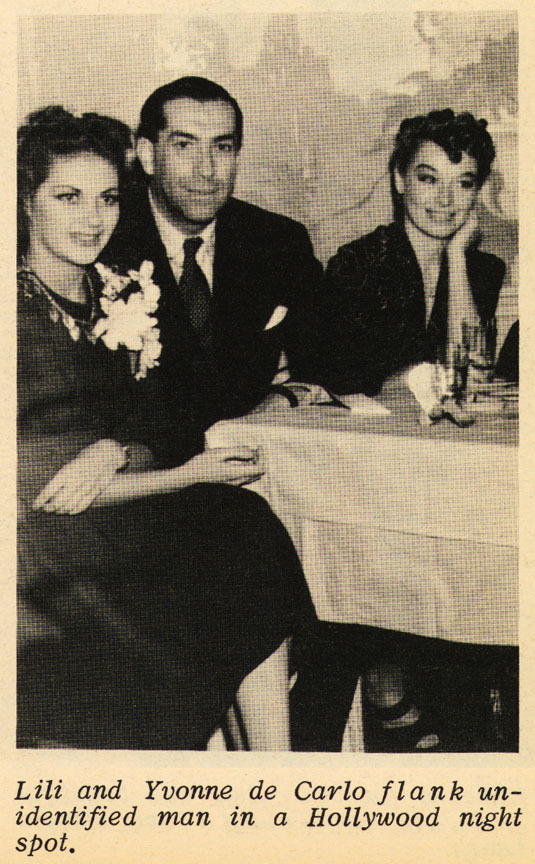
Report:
25,244,88,303
405,219,446,270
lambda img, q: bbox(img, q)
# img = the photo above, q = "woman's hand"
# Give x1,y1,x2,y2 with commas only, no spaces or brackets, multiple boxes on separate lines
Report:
32,439,128,515
447,209,480,262
179,447,265,487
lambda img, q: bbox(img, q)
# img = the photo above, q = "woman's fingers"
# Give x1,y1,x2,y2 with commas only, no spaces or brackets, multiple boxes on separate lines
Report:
33,472,69,508
34,479,109,514
226,463,265,485
209,446,260,462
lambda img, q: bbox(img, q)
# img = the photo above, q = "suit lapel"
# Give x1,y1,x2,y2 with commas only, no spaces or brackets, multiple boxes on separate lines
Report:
212,200,277,341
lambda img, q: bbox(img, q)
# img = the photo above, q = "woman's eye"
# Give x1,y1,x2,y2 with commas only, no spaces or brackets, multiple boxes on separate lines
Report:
173,140,191,150
460,179,476,190
217,142,234,153
56,192,78,202
416,174,436,185
102,193,120,206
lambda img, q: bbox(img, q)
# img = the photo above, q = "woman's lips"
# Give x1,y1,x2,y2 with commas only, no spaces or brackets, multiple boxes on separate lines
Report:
70,233,102,246
426,210,455,222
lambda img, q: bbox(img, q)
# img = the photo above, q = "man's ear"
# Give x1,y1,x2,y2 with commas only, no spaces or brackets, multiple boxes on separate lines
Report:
136,137,155,177
393,168,405,196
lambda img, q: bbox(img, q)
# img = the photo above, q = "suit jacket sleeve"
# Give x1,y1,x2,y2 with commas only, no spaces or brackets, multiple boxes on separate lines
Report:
278,221,324,379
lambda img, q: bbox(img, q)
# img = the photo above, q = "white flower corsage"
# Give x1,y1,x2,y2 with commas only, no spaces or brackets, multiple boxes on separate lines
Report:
93,260,162,380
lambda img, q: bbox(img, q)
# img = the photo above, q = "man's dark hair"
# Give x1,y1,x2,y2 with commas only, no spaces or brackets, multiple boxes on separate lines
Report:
137,76,243,149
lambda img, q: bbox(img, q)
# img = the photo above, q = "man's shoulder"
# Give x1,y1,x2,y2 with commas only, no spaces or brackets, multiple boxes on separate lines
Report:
101,182,158,267
219,197,310,239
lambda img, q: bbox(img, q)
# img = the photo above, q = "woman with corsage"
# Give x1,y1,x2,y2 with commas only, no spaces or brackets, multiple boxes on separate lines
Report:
292,110,506,752
17,106,314,750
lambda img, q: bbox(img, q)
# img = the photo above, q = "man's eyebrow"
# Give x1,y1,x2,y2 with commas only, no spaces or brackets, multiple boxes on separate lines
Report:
166,131,236,143
168,130,197,141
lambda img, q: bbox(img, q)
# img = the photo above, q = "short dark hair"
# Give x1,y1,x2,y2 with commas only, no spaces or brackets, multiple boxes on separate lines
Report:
18,105,132,258
388,109,496,222
137,76,243,149
390,109,495,187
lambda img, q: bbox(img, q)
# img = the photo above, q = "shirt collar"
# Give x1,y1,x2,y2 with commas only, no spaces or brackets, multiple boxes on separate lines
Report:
149,188,216,264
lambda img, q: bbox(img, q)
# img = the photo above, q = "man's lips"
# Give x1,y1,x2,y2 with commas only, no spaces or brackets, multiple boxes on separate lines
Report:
186,189,220,196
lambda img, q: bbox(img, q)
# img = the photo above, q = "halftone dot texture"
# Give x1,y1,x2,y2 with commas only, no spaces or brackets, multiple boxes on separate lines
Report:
18,12,518,750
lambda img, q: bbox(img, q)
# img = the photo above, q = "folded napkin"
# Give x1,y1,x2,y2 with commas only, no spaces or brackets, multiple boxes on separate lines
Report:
273,382,391,415
406,363,475,427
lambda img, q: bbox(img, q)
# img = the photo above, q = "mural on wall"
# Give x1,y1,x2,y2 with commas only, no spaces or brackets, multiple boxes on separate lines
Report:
18,12,518,336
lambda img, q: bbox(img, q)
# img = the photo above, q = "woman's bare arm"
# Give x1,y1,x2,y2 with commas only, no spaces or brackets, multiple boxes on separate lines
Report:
33,444,264,515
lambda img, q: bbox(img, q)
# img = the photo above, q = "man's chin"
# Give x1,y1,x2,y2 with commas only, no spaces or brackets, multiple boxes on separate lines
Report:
182,203,226,227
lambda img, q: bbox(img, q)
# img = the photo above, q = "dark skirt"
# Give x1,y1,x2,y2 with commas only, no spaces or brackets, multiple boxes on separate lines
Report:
18,483,313,749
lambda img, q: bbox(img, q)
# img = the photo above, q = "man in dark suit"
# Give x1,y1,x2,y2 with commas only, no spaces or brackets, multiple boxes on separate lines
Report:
102,76,321,444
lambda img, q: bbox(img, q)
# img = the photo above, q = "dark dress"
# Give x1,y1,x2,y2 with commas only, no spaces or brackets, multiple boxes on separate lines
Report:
295,221,505,395
17,274,313,750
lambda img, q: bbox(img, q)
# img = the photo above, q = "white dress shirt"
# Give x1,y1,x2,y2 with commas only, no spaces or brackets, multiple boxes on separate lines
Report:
149,190,216,291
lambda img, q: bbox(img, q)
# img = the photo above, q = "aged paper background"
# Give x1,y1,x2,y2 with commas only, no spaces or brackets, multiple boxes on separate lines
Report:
2,1,533,862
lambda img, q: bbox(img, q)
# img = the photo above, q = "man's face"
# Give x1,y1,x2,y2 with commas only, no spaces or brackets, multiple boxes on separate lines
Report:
139,98,238,233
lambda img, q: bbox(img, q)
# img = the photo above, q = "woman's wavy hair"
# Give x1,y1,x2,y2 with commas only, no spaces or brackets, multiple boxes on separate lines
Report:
17,105,132,260
389,109,496,221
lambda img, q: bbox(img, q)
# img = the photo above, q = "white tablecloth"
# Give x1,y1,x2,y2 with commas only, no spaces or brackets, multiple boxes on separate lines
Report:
206,398,517,646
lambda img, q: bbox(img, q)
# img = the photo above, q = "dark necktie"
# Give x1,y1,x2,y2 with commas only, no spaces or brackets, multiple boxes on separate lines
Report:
178,236,212,348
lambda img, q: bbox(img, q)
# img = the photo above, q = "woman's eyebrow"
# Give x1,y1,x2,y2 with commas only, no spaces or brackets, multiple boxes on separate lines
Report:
415,163,437,172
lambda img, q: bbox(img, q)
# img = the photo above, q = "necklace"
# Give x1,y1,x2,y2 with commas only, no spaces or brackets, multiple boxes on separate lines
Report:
18,265,98,342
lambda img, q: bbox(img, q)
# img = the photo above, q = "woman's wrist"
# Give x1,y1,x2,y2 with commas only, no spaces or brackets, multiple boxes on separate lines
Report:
88,439,130,471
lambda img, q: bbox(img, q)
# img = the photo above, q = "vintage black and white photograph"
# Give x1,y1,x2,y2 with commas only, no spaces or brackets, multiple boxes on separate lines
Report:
16,11,518,754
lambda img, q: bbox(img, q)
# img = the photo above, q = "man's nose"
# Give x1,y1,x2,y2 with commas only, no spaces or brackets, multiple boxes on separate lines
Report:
195,148,216,180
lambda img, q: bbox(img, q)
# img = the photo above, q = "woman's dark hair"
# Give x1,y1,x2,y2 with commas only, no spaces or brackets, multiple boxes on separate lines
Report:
17,105,132,259
137,76,243,149
389,109,496,220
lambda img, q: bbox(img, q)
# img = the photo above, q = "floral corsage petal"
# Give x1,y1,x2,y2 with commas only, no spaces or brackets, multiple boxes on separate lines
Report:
93,261,162,380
